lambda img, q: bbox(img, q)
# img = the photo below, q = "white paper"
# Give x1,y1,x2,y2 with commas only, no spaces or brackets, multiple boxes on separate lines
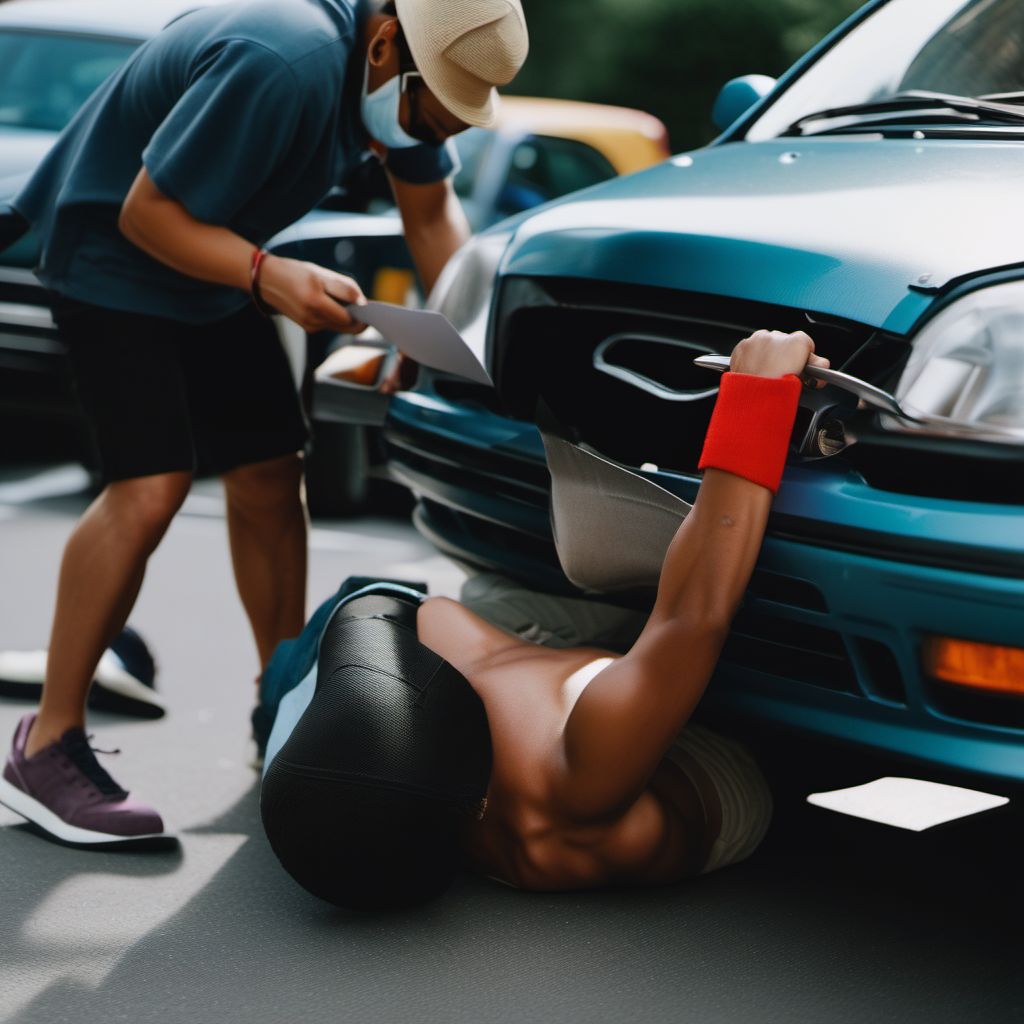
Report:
807,777,1009,832
349,301,493,387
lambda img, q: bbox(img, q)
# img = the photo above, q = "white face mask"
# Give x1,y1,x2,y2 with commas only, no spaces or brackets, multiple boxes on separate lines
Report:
360,60,421,149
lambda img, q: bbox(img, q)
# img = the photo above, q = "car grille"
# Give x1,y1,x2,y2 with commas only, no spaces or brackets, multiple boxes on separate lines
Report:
719,571,907,703
721,609,859,694
489,275,1024,505
492,276,889,475
0,269,76,418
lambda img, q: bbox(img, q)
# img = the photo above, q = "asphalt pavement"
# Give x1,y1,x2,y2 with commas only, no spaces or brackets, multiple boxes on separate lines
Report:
0,463,1021,1024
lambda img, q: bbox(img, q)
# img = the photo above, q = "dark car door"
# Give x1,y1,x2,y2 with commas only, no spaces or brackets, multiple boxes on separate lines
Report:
492,134,618,221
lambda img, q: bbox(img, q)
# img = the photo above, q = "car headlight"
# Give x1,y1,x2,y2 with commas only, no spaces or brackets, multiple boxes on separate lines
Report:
886,281,1024,443
427,230,512,373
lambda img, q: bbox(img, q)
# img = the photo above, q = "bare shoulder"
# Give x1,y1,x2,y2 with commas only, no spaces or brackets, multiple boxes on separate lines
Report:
416,596,531,671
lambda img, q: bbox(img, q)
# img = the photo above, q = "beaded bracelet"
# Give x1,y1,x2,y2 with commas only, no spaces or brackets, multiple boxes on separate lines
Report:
250,248,276,317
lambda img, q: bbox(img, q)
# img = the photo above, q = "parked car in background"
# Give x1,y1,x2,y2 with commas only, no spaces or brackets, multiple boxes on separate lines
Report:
0,0,670,513
381,0,1024,787
0,0,232,460
452,96,669,231
299,95,670,513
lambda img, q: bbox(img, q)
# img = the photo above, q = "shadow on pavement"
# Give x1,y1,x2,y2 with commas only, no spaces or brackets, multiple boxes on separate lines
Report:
7,760,1022,1024
0,816,184,979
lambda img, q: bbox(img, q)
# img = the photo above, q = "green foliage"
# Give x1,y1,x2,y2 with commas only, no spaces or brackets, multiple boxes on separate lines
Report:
512,0,864,151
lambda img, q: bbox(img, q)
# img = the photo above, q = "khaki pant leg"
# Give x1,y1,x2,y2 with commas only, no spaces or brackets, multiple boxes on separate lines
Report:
460,572,646,651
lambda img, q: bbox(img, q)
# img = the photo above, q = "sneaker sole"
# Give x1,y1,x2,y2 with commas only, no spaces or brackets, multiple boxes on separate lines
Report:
0,776,174,846
0,650,166,719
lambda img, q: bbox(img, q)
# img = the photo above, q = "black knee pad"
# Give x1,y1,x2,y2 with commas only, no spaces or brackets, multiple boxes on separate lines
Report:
261,589,492,910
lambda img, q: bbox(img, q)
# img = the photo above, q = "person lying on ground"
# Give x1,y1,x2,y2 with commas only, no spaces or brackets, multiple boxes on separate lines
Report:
258,328,829,910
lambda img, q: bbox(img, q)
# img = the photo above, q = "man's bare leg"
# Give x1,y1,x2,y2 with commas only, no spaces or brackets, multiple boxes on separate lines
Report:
222,453,307,669
27,471,193,757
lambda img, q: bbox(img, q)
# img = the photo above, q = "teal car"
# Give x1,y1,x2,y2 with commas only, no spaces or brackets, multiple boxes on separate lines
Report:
383,0,1024,786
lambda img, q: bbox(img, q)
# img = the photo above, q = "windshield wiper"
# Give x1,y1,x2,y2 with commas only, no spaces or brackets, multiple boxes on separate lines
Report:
784,90,1024,136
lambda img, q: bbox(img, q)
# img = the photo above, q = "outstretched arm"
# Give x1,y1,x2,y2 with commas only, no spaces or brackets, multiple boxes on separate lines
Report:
552,330,828,821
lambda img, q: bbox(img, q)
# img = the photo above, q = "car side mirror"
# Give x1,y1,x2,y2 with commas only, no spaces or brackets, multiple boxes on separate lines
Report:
711,75,777,132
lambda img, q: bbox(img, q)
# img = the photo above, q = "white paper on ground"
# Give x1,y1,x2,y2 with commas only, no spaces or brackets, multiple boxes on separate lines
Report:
348,301,493,387
807,777,1009,831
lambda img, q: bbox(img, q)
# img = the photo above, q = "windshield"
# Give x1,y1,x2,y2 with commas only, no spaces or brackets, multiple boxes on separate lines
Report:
748,0,1024,140
0,31,138,132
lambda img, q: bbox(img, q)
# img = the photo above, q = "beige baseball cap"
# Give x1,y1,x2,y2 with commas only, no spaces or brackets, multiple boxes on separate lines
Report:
394,0,529,128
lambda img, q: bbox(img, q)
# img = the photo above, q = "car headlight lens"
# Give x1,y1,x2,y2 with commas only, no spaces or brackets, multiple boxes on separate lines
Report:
426,230,511,373
887,281,1024,443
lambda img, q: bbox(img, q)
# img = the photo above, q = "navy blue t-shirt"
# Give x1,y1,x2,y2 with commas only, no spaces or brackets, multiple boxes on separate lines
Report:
13,0,457,324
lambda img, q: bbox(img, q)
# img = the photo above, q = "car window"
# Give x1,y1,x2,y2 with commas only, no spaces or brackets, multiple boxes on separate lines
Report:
0,31,138,132
747,0,1023,140
899,1,1023,97
452,127,493,199
501,136,616,211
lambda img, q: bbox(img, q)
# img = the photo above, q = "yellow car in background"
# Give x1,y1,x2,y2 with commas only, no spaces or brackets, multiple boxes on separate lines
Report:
496,95,671,174
361,95,671,303
454,96,671,233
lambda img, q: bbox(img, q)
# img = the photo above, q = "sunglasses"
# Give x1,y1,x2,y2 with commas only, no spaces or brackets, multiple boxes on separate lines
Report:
395,36,446,147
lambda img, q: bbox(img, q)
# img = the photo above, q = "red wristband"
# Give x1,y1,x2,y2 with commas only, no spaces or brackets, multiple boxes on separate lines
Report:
250,248,275,317
697,372,802,494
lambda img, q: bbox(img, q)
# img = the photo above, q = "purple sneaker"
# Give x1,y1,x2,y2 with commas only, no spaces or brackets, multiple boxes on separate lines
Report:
0,714,169,844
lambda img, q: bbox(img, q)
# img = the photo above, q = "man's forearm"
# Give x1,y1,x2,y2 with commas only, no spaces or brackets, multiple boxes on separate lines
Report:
119,167,368,335
555,384,799,820
404,198,470,295
119,168,252,291
555,469,773,821
388,174,470,296
649,371,801,631
650,469,772,630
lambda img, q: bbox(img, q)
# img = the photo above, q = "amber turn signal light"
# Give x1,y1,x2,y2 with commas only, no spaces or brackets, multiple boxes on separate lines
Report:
922,635,1024,696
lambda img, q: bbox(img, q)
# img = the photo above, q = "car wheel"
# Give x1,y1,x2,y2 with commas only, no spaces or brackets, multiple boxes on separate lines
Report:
305,421,370,518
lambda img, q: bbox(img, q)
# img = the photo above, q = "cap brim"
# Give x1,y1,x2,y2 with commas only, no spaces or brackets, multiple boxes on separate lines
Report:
394,0,499,128
437,85,499,129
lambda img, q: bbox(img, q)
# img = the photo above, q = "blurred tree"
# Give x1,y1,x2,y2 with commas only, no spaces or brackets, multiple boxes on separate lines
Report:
512,0,864,151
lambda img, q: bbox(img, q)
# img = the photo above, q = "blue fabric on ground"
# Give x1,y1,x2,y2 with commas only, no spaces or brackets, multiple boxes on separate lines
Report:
262,662,318,779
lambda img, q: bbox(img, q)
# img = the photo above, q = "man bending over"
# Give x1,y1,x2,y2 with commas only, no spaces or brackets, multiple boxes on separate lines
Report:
259,329,829,909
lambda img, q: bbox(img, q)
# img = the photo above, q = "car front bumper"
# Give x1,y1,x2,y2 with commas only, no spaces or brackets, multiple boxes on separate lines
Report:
386,387,1024,786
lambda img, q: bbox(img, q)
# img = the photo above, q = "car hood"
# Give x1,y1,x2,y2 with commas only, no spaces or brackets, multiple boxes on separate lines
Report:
501,137,1024,335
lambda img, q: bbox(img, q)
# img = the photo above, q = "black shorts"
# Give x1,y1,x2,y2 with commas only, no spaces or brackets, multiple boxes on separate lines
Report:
53,296,308,482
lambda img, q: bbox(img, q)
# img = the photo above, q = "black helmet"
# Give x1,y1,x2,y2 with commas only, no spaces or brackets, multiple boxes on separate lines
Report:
260,592,492,910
